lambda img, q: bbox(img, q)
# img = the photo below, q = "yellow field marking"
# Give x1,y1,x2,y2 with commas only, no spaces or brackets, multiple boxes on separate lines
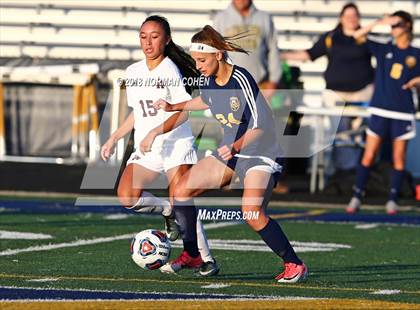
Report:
0,299,418,310
1,273,419,296
271,209,326,220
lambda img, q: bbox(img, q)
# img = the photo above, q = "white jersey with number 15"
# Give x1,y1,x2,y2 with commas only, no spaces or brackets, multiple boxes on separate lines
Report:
125,57,194,151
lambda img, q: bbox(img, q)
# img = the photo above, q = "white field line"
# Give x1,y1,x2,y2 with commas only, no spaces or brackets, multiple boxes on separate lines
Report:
200,221,241,229
0,231,53,240
0,222,237,257
355,223,379,230
0,190,417,209
0,235,351,257
26,278,59,283
370,289,401,295
171,239,351,253
103,214,132,220
292,219,420,228
0,234,133,256
0,285,324,301
201,283,231,289
73,195,418,210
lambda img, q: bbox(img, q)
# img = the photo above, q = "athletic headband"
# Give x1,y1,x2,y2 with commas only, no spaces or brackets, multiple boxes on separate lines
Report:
189,42,219,53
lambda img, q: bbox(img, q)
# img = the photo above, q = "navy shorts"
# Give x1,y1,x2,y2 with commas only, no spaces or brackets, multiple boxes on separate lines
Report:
367,114,416,140
211,153,283,184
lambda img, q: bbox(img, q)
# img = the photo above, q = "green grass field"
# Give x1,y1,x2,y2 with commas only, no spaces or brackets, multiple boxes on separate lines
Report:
1,206,419,307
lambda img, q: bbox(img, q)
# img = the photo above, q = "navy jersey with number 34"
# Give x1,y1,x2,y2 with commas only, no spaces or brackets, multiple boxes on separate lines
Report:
199,65,281,159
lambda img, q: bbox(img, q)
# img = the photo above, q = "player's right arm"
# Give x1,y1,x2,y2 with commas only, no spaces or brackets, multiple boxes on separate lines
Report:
153,96,209,112
353,15,400,39
100,112,135,161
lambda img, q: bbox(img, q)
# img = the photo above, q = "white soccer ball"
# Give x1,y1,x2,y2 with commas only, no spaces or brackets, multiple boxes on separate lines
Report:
130,229,171,270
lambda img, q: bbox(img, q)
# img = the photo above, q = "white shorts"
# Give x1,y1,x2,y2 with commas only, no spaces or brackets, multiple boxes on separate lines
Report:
126,139,197,173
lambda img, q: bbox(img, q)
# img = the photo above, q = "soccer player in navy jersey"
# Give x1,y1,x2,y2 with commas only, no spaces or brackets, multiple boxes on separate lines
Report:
151,25,307,283
347,11,420,214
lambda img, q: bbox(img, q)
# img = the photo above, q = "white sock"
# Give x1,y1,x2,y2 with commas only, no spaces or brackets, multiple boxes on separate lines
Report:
196,218,214,263
128,191,172,216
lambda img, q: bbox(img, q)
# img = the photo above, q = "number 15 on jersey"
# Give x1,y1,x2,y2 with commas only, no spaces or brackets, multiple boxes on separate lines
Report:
139,100,158,117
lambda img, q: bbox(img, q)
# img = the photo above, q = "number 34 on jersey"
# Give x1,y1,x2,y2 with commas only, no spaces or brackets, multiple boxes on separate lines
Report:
215,113,242,128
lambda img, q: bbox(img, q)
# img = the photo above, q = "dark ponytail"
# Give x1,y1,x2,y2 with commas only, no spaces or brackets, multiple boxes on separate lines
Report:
164,40,200,94
141,15,200,94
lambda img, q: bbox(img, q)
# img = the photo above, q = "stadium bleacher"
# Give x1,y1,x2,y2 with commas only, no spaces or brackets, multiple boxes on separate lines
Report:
1,0,418,90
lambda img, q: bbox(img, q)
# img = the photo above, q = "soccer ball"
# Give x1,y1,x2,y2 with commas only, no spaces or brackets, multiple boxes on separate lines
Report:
130,229,171,270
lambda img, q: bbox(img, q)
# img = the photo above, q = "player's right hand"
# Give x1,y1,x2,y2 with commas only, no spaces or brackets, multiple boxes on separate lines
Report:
101,138,116,161
153,99,171,112
379,15,400,26
217,144,235,161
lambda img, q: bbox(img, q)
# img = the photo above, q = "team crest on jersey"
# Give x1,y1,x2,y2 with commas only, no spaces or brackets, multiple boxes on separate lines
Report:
405,56,416,69
390,63,403,80
230,97,240,112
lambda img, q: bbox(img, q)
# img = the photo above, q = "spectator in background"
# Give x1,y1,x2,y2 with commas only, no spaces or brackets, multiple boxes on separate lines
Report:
213,0,281,100
214,0,288,193
282,3,375,175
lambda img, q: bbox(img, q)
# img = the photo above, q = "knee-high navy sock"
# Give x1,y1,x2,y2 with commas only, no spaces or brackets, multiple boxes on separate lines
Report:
354,164,371,199
173,198,199,258
389,169,405,202
257,218,302,265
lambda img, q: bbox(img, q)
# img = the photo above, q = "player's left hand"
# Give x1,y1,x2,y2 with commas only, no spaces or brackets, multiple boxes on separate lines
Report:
153,99,172,112
140,131,157,155
217,144,237,161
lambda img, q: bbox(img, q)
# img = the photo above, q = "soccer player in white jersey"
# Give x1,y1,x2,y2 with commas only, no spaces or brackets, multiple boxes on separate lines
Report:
101,16,218,276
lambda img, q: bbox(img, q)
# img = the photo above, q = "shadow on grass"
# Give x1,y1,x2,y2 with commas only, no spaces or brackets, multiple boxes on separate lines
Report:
214,272,275,281
307,264,420,285
312,264,420,274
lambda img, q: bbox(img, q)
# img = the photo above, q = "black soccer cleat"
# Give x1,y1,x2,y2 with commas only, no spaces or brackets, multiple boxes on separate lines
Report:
163,211,180,241
199,259,220,277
